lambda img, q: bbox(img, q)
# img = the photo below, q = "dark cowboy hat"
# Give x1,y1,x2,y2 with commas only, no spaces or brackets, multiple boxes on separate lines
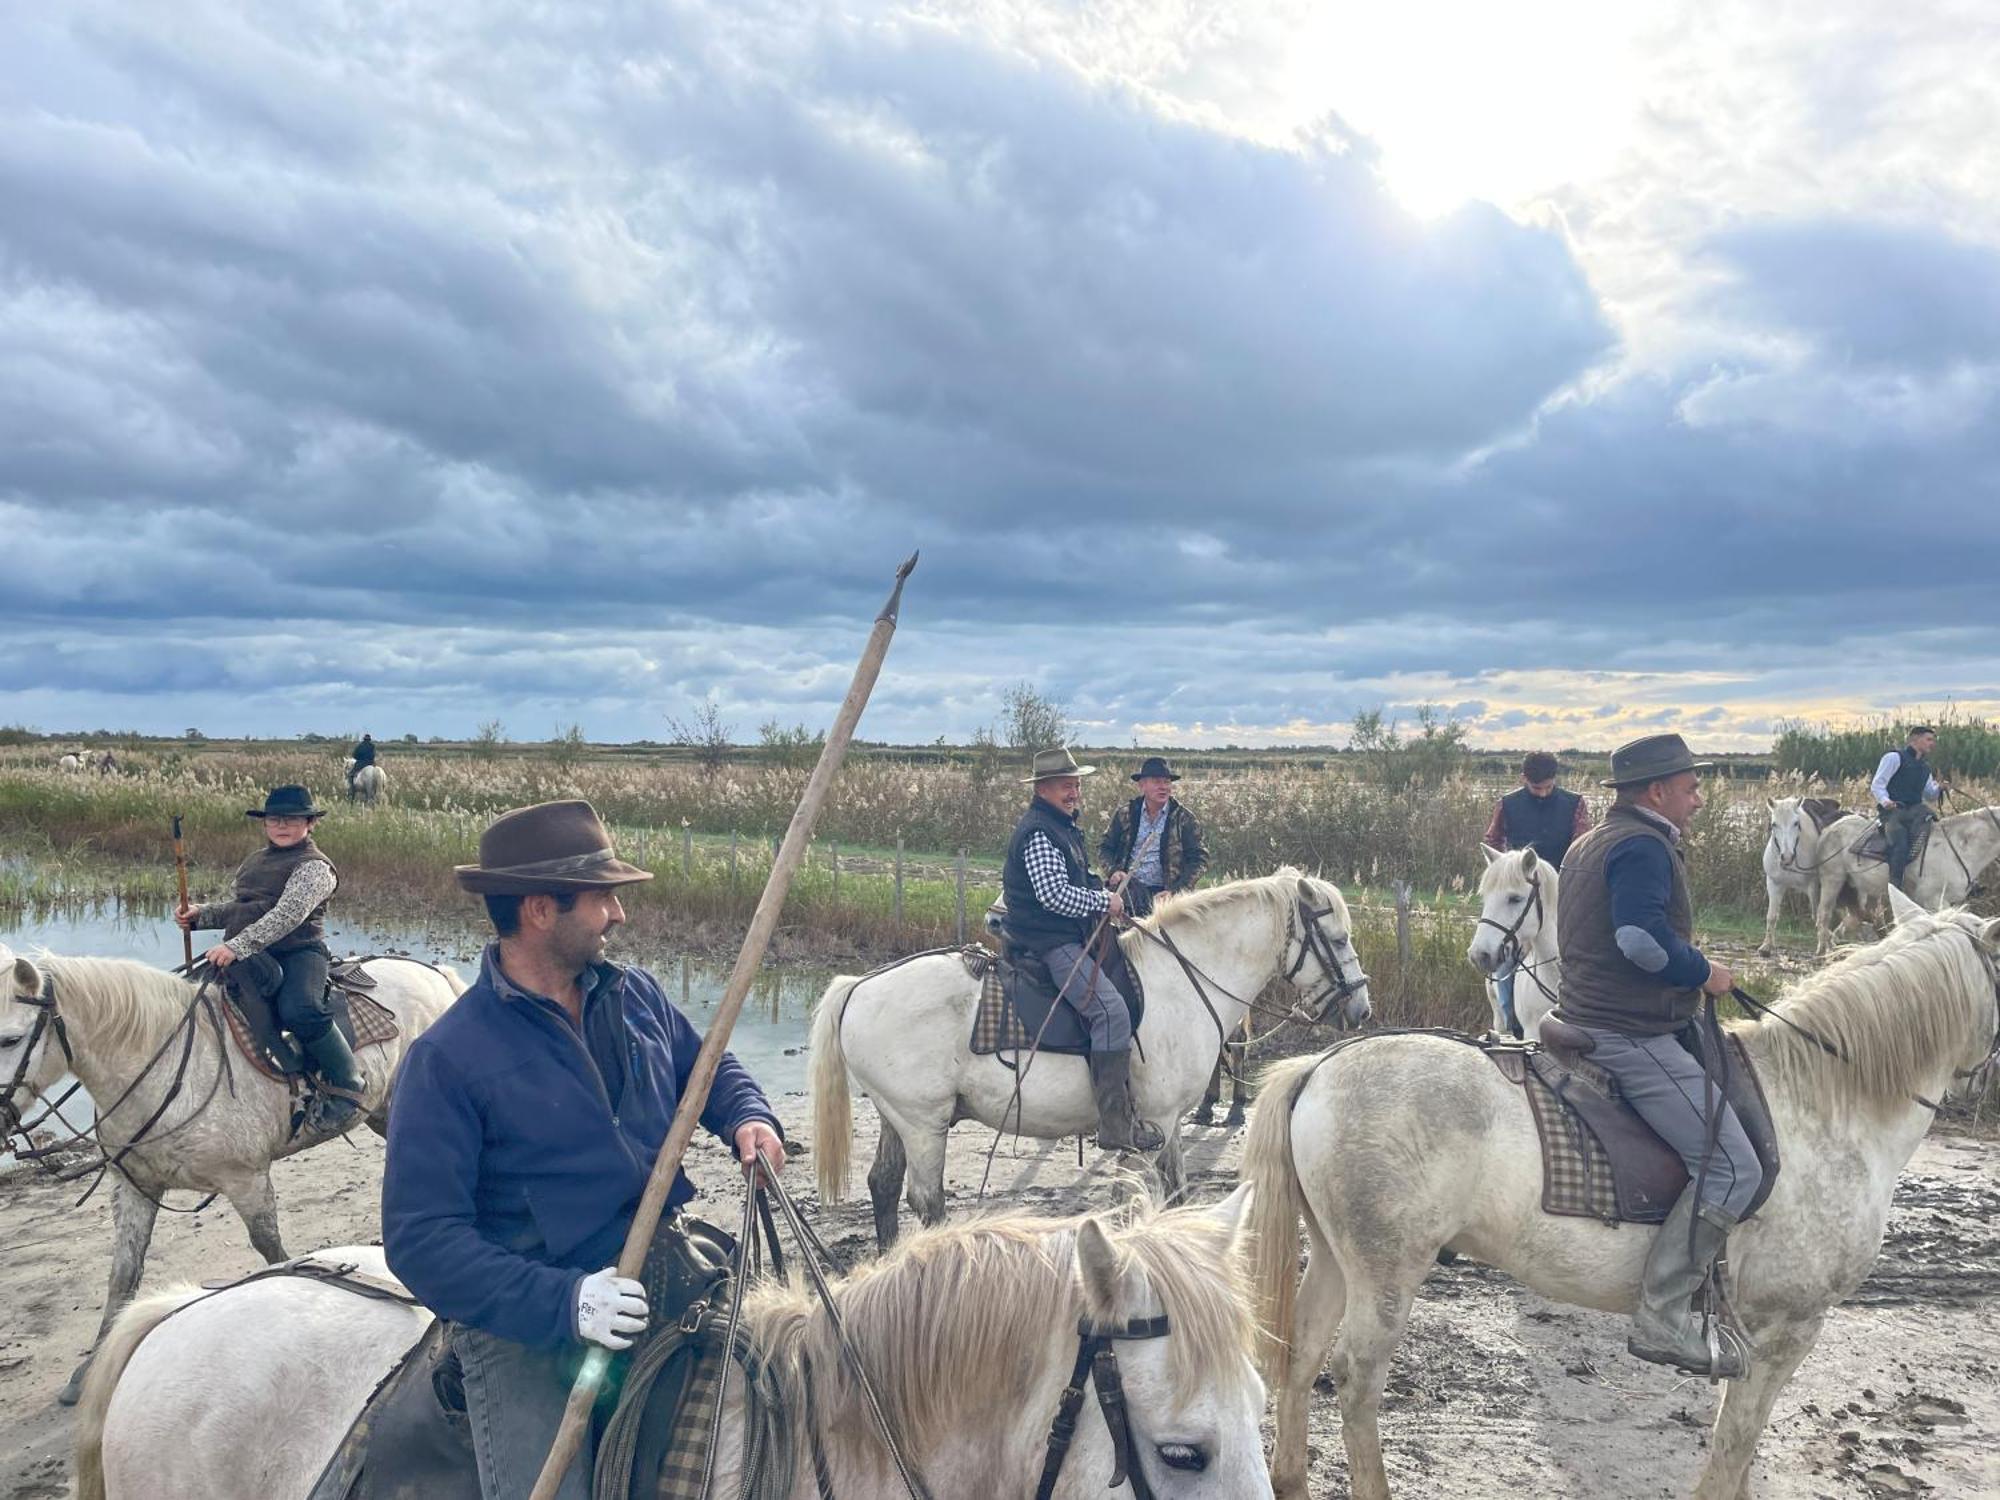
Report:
454,799,654,895
1131,756,1181,782
1022,745,1097,784
246,784,325,820
1600,733,1714,789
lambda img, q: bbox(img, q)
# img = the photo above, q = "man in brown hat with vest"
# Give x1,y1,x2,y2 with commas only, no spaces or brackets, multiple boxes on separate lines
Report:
176,784,367,1133
999,747,1163,1153
1555,733,1760,1380
382,800,784,1500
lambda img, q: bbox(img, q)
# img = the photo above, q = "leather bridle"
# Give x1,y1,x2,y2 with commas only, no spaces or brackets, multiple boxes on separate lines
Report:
1473,869,1544,979
0,972,72,1138
1034,1312,1174,1500
1284,888,1370,1026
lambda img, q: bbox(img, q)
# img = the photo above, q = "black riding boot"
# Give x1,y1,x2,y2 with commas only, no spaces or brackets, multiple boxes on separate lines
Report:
1088,1049,1165,1154
302,1028,369,1134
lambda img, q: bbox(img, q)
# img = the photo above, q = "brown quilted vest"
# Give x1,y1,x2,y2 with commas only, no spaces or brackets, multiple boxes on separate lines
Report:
1556,805,1698,1038
210,837,338,954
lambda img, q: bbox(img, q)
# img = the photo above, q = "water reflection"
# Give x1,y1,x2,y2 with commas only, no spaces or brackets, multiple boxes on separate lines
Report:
0,903,829,1158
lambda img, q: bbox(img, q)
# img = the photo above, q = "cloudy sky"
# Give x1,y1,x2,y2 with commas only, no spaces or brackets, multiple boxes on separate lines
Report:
5,1,1997,750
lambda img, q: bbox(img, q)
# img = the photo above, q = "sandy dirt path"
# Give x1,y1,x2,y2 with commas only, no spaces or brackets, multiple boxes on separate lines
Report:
3,1081,1995,1499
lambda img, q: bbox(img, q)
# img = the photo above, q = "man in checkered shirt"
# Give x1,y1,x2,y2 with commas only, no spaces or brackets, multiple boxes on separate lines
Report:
997,746,1163,1153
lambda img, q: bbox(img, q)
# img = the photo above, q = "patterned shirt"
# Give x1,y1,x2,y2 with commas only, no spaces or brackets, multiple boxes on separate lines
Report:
1129,803,1169,887
201,860,338,959
1024,831,1111,918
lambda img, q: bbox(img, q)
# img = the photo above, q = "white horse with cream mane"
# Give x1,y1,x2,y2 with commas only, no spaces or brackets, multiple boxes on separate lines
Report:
1757,795,1853,954
1243,886,2000,1500
1812,804,2000,953
75,1190,1273,1500
813,870,1372,1250
1466,845,1559,1040
344,757,386,806
0,943,462,1403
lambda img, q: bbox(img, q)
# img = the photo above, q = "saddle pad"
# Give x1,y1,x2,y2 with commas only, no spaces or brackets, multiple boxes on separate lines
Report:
1800,797,1847,833
969,946,1145,1060
223,985,400,1083
1489,1033,1781,1225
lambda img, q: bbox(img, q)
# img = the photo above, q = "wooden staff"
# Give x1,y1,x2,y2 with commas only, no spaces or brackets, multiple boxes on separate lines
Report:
528,552,918,1500
171,813,193,970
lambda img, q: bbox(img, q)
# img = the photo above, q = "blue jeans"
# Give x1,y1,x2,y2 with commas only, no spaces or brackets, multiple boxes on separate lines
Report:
1495,973,1519,1035
1579,1028,1763,1218
1046,940,1133,1052
452,1324,595,1500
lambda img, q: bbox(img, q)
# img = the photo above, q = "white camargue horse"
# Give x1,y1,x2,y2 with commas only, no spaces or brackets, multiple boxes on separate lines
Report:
345,758,387,806
1757,796,1852,955
814,870,1371,1250
1466,845,1559,1041
58,752,84,773
75,1190,1273,1500
1812,805,2000,953
1242,886,2000,1500
0,943,462,1403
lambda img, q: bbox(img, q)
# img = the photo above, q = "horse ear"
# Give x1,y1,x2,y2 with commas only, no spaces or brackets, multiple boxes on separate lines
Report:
1075,1218,1124,1316
1520,847,1540,874
1976,916,2000,952
1767,797,1777,811
1203,1182,1255,1243
1479,844,1500,866
12,956,40,993
1887,884,1928,925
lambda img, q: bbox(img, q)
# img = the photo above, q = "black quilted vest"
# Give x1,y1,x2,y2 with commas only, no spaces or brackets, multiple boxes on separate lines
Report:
1886,747,1933,807
1001,797,1100,954
1500,786,1582,867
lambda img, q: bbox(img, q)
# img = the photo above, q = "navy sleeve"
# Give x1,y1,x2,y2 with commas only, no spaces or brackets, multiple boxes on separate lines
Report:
381,1040,583,1349
648,985,782,1147
1604,836,1711,989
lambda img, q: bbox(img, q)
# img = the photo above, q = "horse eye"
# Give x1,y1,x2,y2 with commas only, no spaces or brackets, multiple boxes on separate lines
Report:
1508,894,1523,904
1156,1442,1208,1472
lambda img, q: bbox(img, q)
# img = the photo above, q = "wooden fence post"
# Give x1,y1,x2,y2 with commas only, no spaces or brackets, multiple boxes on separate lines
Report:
1392,879,1414,987
682,824,692,876
893,835,905,927
730,829,739,890
955,849,968,944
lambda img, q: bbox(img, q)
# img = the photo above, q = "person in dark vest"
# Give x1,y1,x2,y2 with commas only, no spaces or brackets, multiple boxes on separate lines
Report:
1000,746,1163,1154
1099,755,1208,918
347,731,377,794
1554,733,1759,1380
175,785,368,1132
1870,725,1946,889
382,800,784,1500
1481,750,1592,1033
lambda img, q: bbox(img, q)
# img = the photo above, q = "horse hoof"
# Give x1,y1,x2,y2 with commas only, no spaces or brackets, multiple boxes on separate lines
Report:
1224,1108,1246,1128
57,1375,85,1407
1191,1107,1215,1127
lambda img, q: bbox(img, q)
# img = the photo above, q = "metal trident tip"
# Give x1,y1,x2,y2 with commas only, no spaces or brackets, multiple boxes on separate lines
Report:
877,550,920,623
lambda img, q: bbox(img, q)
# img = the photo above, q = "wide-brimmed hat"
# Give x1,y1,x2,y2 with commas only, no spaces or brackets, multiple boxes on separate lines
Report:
247,785,325,820
1600,733,1714,789
454,799,655,895
1131,756,1181,782
1022,746,1097,784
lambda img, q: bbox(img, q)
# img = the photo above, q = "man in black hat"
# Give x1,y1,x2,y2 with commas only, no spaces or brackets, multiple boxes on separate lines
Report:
175,784,368,1132
1555,734,1760,1380
1481,750,1592,1034
1870,725,1946,889
1000,747,1163,1154
1099,755,1208,919
346,731,377,796
382,800,783,1500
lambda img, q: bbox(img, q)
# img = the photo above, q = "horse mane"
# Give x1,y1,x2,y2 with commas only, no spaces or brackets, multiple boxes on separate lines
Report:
741,1195,1255,1469
1735,912,1995,1115
1477,847,1559,898
1129,866,1309,943
36,954,202,1057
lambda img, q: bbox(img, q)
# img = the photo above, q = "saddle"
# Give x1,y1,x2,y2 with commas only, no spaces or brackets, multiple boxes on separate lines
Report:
1484,1018,1782,1225
968,936,1145,1061
1799,797,1849,833
307,1219,743,1500
1853,811,1934,868
219,958,400,1083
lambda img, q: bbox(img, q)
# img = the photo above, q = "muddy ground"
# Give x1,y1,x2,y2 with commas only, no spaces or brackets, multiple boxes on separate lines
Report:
3,1083,1995,1499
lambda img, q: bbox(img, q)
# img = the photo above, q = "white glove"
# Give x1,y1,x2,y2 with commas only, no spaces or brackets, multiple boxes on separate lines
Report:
574,1267,648,1350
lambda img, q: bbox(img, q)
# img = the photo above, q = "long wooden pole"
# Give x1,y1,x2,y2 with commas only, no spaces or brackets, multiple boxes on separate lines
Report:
171,814,194,970
528,552,918,1500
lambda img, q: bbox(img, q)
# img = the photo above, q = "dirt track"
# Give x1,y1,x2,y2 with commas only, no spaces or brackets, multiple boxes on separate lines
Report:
2,1086,1995,1499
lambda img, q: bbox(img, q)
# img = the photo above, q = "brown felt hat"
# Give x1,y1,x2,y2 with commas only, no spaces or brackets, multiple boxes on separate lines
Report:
454,800,654,895
1600,733,1714,789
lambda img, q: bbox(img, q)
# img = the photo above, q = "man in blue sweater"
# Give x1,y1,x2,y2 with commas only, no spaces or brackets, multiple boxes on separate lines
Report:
383,801,784,1500
1555,734,1759,1380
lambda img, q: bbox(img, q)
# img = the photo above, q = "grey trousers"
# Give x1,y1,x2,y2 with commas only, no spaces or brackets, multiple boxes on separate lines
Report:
1580,1028,1764,1219
452,1324,595,1500
1047,940,1133,1052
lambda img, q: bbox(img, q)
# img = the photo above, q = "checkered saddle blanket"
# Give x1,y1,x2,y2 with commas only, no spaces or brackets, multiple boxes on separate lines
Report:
1484,1032,1780,1225
220,959,402,1084
967,943,1144,1061
1852,814,1933,867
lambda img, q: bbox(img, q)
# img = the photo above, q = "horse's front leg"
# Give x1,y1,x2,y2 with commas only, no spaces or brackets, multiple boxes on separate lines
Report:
228,1171,287,1264
867,1123,908,1253
1758,876,1784,956
1694,1315,1824,1500
1225,1028,1251,1126
1812,875,1841,955
1157,1125,1187,1204
58,1177,161,1406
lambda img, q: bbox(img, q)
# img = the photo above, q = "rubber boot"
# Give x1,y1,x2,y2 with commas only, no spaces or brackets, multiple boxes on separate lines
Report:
303,1027,370,1134
1088,1049,1165,1154
1627,1188,1752,1379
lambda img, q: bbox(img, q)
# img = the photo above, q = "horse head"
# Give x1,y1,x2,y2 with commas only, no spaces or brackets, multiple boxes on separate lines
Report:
1766,795,1811,867
1286,875,1370,1030
0,944,68,1125
1468,845,1553,979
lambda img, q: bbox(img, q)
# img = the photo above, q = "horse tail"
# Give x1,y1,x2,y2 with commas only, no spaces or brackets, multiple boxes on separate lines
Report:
1243,1052,1321,1389
811,976,860,1204
74,1285,205,1500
